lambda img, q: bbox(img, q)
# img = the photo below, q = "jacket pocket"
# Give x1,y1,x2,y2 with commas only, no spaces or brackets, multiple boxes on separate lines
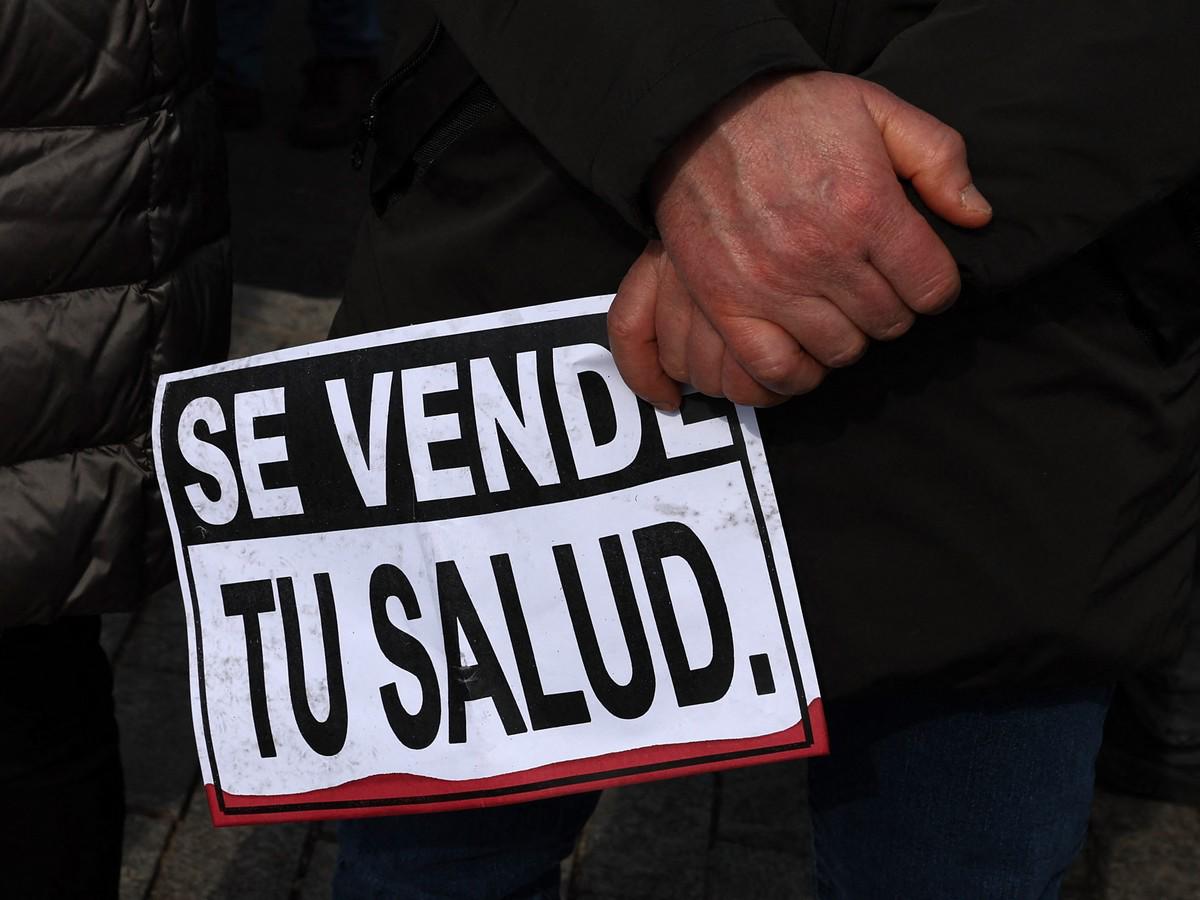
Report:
357,22,485,214
408,81,497,186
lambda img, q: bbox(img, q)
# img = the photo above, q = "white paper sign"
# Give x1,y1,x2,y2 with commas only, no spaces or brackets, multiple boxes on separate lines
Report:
153,295,826,825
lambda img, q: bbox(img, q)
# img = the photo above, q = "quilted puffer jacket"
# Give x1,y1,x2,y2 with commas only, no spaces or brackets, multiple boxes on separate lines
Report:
0,0,231,626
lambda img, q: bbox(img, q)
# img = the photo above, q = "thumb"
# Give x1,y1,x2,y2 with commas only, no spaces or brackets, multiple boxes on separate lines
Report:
861,83,992,229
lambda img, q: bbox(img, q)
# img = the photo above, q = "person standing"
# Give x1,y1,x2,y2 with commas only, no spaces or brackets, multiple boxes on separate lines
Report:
331,2,1200,897
0,2,231,896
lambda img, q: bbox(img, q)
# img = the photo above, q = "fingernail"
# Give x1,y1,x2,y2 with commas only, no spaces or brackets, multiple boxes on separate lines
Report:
960,183,992,215
654,401,679,413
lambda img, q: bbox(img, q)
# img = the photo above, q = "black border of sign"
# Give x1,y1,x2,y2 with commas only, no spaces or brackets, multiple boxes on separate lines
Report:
166,301,815,817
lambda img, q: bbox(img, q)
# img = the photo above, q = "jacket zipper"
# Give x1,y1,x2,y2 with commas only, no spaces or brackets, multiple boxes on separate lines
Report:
351,22,443,171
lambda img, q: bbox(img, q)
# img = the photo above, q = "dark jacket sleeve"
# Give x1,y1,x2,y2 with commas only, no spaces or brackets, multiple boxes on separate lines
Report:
860,0,1200,290
423,1,827,230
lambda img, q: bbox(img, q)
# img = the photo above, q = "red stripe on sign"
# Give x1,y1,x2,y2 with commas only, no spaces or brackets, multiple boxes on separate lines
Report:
205,698,827,826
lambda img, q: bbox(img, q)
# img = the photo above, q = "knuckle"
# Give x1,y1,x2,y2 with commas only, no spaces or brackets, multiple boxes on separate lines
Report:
790,365,828,396
690,363,722,397
826,333,869,368
722,359,777,408
661,357,689,384
929,125,967,165
913,267,962,312
606,308,640,343
725,383,762,407
876,315,915,341
744,353,796,389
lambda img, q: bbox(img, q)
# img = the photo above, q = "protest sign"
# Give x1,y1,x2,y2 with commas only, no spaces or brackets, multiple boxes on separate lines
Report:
153,295,826,825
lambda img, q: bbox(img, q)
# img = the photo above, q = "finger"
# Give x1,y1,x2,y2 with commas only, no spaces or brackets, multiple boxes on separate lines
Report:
725,294,869,369
654,258,786,406
692,309,787,405
869,196,963,314
720,352,789,407
824,263,915,340
609,243,682,411
719,315,830,395
860,83,993,229
685,304,727,398
655,253,695,385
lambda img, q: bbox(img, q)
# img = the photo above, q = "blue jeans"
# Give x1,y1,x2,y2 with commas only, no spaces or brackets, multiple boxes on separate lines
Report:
808,686,1110,899
335,791,598,900
334,686,1110,899
217,0,383,87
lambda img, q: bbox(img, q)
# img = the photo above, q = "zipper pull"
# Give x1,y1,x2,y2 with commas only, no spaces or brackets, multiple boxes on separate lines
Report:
351,112,374,171
350,22,443,172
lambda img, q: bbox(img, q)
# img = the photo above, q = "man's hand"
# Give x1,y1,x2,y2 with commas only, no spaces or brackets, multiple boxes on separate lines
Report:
611,241,793,408
609,71,992,408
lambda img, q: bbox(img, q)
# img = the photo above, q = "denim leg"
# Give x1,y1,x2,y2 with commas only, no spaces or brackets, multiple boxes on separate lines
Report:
334,791,599,900
309,0,383,60
808,685,1111,900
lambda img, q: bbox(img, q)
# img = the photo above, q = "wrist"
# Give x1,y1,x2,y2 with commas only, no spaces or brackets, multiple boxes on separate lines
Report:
649,70,822,223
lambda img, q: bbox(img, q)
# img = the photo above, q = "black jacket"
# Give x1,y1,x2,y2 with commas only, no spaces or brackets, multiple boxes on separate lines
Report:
375,0,1200,287
336,1,1200,699
0,1,231,626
